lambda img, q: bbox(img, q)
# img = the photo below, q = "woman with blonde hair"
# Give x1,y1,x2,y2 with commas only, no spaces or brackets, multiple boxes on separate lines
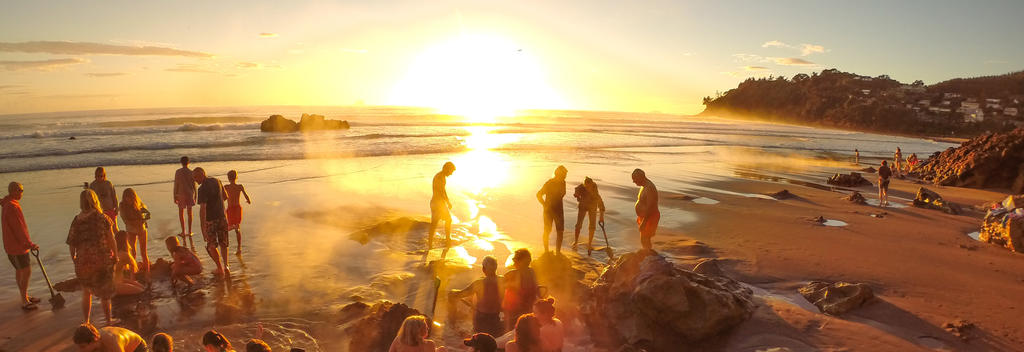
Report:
120,188,150,276
67,189,118,324
505,314,542,352
389,315,446,352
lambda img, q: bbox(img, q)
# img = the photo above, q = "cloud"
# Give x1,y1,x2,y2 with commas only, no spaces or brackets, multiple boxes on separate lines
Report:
85,72,127,77
259,33,278,38
732,53,770,63
774,57,816,66
0,41,212,57
762,40,790,48
744,66,770,71
0,58,87,71
165,63,217,73
800,44,825,56
722,66,774,78
237,62,260,69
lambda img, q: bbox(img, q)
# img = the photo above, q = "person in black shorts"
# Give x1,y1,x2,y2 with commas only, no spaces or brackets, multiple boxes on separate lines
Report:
3,182,40,310
536,166,567,255
194,167,230,275
877,160,892,207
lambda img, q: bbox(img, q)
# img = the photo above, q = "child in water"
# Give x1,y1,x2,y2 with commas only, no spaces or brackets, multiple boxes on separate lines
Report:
224,170,251,255
114,231,145,296
165,236,202,288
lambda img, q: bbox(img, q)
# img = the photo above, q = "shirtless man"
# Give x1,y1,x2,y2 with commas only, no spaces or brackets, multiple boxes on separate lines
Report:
632,169,659,252
224,170,251,254
173,156,197,248
72,323,147,352
194,167,230,275
537,166,567,254
428,162,455,251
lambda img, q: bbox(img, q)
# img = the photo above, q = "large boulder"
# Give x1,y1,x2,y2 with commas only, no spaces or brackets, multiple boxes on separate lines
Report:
260,114,298,132
911,127,1024,193
844,191,867,205
341,301,426,352
911,187,962,214
579,252,754,350
827,172,872,187
259,114,350,132
798,281,874,315
980,199,1024,253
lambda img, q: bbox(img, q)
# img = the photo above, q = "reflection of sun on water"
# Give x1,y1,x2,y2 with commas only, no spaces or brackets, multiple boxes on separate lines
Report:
450,126,519,194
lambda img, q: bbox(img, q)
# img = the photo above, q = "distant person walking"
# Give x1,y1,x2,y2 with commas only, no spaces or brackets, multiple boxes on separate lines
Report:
893,147,903,177
877,160,892,207
632,169,660,252
536,166,567,254
90,167,119,230
67,189,118,324
449,255,504,336
174,157,197,247
120,188,150,276
194,167,230,275
428,162,456,251
854,149,860,164
3,182,40,311
572,177,605,254
224,170,251,255
502,249,539,331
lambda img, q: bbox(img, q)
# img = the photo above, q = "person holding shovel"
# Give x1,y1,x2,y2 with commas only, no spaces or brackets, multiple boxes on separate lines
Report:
3,182,40,311
571,177,605,255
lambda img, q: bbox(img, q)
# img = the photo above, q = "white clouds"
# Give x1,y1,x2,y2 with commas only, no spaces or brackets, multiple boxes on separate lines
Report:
85,72,127,77
744,66,769,71
0,41,212,57
259,33,279,38
761,40,827,56
774,57,816,66
732,53,770,63
165,63,218,73
0,58,88,71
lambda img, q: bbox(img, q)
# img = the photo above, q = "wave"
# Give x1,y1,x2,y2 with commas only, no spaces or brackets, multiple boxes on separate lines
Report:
3,122,260,140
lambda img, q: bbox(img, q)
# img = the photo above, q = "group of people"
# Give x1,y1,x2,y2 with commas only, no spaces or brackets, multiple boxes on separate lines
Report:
72,323,303,352
3,156,253,324
429,162,661,254
874,146,920,207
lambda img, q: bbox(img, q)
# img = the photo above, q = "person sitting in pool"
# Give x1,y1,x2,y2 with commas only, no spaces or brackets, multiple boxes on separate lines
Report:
449,255,503,336
113,230,145,296
166,236,202,287
246,339,271,352
73,323,147,352
203,330,237,352
388,315,447,352
534,298,564,352
152,333,173,352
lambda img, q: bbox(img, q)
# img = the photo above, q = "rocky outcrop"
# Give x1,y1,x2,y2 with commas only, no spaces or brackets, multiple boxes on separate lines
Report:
765,190,794,200
579,252,754,351
260,114,350,132
827,172,872,187
980,196,1024,252
859,167,877,173
798,281,874,315
348,217,430,245
844,191,867,204
341,301,426,352
912,187,962,215
912,127,1024,193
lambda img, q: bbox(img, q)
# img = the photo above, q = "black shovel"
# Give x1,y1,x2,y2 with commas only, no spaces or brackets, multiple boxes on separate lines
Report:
30,248,65,308
593,221,614,259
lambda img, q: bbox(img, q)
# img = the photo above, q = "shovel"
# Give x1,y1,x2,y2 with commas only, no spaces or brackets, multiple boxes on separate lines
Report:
30,248,65,308
594,221,614,259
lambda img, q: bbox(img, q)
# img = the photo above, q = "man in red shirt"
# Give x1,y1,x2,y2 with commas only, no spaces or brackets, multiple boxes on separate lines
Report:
3,182,39,310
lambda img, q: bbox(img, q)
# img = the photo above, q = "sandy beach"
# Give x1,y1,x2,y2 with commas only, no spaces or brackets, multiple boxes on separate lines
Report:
0,111,1020,351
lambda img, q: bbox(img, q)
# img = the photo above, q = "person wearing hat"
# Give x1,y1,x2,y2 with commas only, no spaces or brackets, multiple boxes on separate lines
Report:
463,333,497,352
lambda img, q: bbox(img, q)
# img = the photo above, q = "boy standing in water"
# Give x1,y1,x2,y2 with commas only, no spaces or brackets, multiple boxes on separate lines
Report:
428,162,455,251
90,167,119,230
632,169,660,252
173,156,196,248
537,166,567,254
224,170,251,255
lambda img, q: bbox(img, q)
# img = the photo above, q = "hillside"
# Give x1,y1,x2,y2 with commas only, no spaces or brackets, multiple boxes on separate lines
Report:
700,69,1024,137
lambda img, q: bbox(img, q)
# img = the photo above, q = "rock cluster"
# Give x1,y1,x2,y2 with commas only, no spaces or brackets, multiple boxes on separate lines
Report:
826,172,872,187
844,191,867,204
911,187,962,215
798,281,874,315
340,301,426,352
579,252,754,351
912,127,1024,193
980,195,1024,252
260,114,350,132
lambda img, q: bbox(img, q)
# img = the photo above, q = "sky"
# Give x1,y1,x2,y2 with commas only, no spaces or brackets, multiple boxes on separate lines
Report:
1,0,1022,116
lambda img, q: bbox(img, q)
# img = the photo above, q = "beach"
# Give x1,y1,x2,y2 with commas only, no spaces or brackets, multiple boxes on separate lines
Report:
1,107,1021,351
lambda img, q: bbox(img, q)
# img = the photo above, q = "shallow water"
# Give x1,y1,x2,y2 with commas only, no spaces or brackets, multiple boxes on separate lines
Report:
822,219,848,227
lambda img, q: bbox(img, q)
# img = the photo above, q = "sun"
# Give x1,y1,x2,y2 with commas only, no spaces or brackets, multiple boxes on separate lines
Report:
389,33,567,122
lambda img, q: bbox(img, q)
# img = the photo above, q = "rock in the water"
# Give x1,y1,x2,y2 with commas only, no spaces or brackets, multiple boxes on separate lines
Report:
911,127,1024,194
259,114,350,132
844,191,867,204
827,172,872,187
911,187,961,214
343,301,426,352
766,190,794,200
798,281,873,315
579,252,754,350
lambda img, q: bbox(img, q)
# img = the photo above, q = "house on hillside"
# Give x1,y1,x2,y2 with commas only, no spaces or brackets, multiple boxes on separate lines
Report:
918,99,931,107
861,89,871,95
1005,108,1019,117
961,107,984,122
943,92,962,99
961,102,980,109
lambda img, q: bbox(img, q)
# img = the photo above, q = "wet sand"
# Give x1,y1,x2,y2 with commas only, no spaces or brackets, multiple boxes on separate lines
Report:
1,145,1021,351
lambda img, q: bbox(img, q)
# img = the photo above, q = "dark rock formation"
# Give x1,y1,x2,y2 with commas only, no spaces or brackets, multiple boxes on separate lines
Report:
943,319,975,341
260,114,350,132
342,301,426,352
911,127,1024,193
691,258,726,277
859,167,876,173
827,172,872,187
798,281,874,315
980,196,1024,252
349,217,430,245
766,190,794,200
912,187,962,215
844,191,867,204
579,252,754,351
